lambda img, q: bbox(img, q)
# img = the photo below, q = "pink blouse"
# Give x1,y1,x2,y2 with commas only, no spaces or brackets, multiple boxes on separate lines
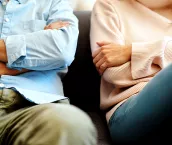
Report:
90,0,172,121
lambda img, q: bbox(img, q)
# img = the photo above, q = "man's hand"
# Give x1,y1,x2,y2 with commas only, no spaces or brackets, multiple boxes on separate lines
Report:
92,41,132,75
0,62,30,76
44,21,69,30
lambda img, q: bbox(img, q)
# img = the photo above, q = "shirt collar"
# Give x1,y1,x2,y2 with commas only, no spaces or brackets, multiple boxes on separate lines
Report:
18,0,28,4
0,0,28,4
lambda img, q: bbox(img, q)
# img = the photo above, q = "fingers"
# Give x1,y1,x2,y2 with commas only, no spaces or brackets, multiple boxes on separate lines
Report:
96,58,106,75
45,21,69,29
93,42,112,75
92,48,101,58
93,49,108,75
93,42,111,58
93,51,102,64
95,58,105,69
95,56,110,75
44,21,69,30
44,25,51,30
96,41,111,47
99,62,107,75
93,47,107,75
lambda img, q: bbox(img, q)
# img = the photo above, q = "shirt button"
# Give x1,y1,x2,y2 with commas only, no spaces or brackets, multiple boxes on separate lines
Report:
0,83,5,88
4,18,9,22
2,2,7,6
11,54,16,60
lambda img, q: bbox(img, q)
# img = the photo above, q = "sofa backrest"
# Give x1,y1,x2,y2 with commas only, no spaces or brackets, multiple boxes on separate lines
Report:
62,11,101,111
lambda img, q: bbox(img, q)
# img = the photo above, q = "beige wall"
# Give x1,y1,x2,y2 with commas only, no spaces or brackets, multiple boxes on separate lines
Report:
70,0,96,11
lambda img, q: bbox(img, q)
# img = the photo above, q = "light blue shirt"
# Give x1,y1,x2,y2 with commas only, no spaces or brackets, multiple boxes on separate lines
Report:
0,0,79,104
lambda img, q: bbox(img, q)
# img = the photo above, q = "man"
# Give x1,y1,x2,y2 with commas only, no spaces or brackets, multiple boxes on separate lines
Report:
0,0,97,145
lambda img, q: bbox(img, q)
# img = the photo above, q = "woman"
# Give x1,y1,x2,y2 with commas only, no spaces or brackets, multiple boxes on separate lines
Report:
91,0,172,144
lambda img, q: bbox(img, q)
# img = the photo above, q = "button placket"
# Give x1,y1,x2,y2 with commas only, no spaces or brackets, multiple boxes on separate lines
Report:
1,0,15,37
4,17,9,22
2,1,7,6
1,6,13,36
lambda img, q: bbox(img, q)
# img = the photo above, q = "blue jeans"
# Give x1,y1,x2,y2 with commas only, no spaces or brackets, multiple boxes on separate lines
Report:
109,64,172,145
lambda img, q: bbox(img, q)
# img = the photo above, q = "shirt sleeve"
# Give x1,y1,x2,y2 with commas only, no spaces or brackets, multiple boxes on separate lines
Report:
90,0,125,53
5,0,79,70
90,0,127,84
131,37,172,79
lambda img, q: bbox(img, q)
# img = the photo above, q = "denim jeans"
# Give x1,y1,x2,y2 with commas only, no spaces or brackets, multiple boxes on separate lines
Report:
109,64,172,145
0,89,97,145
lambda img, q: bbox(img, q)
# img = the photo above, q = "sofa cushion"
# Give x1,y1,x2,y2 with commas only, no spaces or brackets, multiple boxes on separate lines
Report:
62,11,113,145
88,112,112,145
62,11,101,111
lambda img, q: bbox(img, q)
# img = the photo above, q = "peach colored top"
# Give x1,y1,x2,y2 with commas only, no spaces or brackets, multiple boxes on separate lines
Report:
90,0,172,121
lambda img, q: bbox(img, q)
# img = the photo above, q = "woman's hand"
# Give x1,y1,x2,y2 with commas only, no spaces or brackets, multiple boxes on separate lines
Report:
92,41,132,75
44,21,69,30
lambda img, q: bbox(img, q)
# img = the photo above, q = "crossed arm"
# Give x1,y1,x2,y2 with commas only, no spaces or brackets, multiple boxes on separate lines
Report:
0,21,69,76
92,42,132,75
91,0,170,79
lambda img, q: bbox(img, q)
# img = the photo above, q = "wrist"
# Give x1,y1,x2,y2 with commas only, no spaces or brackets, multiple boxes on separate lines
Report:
124,44,132,61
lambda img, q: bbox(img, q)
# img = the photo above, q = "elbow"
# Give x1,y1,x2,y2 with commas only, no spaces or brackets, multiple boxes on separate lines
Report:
61,51,75,67
60,38,78,67
46,54,74,70
55,27,78,67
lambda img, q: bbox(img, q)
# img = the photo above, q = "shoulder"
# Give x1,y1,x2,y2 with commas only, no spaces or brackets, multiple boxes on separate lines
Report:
38,0,70,7
93,0,135,15
93,0,130,8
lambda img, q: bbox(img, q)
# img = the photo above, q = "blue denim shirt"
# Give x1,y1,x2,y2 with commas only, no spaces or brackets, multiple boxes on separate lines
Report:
0,0,79,104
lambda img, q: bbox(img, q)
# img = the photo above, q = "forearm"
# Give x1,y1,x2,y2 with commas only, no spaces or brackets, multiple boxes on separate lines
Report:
0,61,30,76
5,26,78,70
0,19,76,74
5,68,30,76
3,0,78,71
0,40,7,62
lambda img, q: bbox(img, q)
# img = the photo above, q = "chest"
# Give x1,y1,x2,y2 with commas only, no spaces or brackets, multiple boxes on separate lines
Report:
121,15,172,44
115,2,172,44
0,0,52,38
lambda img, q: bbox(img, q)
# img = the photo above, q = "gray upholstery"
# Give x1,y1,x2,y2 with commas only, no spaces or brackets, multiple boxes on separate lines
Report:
62,11,112,145
63,11,100,111
88,112,112,145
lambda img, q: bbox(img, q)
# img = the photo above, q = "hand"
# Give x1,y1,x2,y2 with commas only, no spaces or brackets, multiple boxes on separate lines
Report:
44,21,69,30
0,62,30,76
92,41,132,75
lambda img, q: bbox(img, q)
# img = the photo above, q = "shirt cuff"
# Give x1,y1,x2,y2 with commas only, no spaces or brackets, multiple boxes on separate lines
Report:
5,35,26,68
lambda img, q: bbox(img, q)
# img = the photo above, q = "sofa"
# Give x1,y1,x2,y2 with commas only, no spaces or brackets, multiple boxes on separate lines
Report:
62,11,113,145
